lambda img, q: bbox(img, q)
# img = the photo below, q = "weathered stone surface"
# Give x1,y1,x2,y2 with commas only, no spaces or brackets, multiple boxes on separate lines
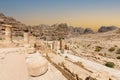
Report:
26,52,48,77
52,41,59,50
60,39,65,51
4,24,12,43
86,71,116,80
0,48,28,80
24,32,29,44
24,47,36,54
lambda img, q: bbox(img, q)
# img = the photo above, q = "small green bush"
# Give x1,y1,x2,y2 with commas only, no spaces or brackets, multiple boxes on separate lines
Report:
65,56,68,58
95,46,102,52
116,49,120,54
87,44,91,47
0,37,2,40
108,47,115,52
47,44,51,48
114,45,117,47
105,62,115,68
117,56,120,59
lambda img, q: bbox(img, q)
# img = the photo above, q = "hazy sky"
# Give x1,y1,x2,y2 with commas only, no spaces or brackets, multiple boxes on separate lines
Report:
0,0,120,30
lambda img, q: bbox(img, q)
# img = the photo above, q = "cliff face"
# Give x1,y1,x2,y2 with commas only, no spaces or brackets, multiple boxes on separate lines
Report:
0,13,95,40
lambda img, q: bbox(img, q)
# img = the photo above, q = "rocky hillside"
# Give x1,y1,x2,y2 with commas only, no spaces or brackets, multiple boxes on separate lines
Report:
1,13,119,40
3,13,119,40
30,24,88,40
0,13,96,40
0,13,28,37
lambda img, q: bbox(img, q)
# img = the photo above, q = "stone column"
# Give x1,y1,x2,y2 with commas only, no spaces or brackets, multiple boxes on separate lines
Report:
26,52,48,77
5,25,12,43
60,39,65,51
52,41,58,50
24,32,29,44
29,35,36,48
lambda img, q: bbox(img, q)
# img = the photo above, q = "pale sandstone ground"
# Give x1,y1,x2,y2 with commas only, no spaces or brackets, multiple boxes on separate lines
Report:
47,52,91,79
0,44,118,80
47,49,117,80
0,48,67,80
29,62,67,80
62,53,120,79
0,48,28,80
0,29,120,80
66,29,120,70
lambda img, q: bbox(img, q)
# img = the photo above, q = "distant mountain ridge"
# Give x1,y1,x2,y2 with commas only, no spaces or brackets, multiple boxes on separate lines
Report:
0,13,118,40
98,26,118,32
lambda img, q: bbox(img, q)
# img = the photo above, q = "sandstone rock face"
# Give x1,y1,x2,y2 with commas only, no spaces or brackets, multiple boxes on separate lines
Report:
26,52,48,77
86,71,116,80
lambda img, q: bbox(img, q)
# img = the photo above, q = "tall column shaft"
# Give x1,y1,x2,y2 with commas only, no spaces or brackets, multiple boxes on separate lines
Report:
24,32,29,44
52,41,58,50
5,25,12,43
60,39,65,51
